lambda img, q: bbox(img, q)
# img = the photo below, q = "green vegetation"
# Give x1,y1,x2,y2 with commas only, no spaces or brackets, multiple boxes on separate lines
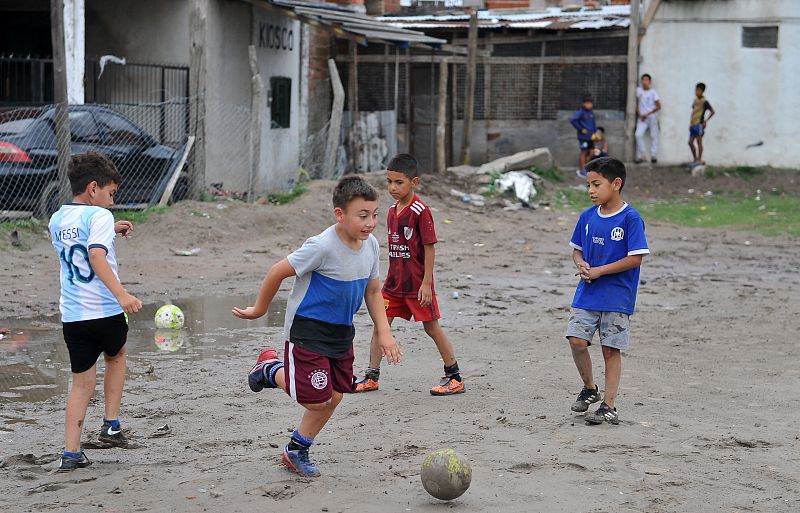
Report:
640,193,799,237
704,166,763,180
0,217,45,251
555,185,799,237
266,183,308,205
532,166,565,182
112,206,167,224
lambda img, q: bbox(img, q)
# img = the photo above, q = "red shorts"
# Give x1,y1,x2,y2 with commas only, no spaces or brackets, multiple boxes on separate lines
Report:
283,341,355,404
383,292,440,322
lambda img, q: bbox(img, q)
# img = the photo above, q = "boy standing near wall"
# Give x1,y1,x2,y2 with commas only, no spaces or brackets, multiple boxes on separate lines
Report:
688,82,715,166
635,74,661,164
570,97,597,178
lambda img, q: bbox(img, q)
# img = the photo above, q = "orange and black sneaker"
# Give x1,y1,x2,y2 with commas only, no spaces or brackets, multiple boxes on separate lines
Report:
354,376,379,393
430,377,465,396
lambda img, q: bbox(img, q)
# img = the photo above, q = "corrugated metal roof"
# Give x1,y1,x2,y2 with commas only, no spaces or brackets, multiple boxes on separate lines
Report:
377,5,630,30
259,0,447,46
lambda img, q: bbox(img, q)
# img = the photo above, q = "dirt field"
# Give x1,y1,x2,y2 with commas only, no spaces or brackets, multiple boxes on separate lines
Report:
1,168,799,512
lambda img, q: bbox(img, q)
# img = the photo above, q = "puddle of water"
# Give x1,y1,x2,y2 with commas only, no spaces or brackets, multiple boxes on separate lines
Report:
0,295,285,408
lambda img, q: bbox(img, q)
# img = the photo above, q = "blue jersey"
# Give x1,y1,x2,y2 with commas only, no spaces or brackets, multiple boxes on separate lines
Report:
49,204,123,322
285,225,380,358
569,203,650,315
570,107,596,141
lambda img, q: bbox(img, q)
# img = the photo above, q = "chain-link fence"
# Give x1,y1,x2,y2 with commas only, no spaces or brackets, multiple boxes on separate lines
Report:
0,96,334,217
0,100,193,218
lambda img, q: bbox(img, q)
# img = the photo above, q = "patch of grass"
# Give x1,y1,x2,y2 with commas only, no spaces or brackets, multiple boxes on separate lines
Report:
553,185,799,237
532,166,565,182
266,184,308,205
111,206,167,225
0,217,45,251
705,166,763,180
640,193,799,237
554,187,592,210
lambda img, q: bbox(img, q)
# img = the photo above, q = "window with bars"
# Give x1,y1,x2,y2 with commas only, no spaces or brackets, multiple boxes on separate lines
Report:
270,76,291,128
742,26,778,48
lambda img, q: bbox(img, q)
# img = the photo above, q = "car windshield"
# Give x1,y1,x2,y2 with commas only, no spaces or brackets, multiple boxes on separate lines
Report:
0,117,37,136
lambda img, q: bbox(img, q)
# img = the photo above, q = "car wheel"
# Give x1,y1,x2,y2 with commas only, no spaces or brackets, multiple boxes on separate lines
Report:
36,181,62,219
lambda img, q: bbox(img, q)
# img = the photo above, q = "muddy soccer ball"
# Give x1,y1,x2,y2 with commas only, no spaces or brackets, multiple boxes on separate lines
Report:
420,449,472,501
154,304,185,329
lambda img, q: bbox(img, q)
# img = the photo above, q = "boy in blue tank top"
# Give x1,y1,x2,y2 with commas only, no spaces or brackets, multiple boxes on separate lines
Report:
565,157,650,425
49,152,142,471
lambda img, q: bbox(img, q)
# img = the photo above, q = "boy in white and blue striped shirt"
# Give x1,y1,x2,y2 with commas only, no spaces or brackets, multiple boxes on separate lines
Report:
48,152,142,471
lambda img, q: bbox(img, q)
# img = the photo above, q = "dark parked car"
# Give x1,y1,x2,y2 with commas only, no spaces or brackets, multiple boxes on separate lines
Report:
0,105,188,217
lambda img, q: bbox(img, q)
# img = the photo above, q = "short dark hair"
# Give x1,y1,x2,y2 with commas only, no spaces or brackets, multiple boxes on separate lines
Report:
597,126,605,133
696,82,706,92
582,96,593,103
68,151,122,195
387,153,419,179
332,175,378,209
585,156,626,190
641,73,652,81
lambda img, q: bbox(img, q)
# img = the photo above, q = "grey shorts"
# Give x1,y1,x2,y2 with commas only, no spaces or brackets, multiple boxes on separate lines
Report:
565,308,630,351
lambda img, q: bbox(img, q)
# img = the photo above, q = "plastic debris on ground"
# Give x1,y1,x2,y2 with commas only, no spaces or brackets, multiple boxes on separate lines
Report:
495,171,537,204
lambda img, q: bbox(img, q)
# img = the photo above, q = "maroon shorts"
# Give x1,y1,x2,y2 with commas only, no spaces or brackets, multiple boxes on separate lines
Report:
384,292,440,322
283,341,355,404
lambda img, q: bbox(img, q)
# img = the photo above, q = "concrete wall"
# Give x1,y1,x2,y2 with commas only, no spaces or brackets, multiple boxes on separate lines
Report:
204,0,252,191
86,0,189,65
252,8,302,192
85,0,190,104
640,0,799,167
86,0,306,194
401,110,624,171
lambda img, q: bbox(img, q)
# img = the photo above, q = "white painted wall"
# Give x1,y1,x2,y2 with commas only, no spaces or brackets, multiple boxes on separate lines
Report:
640,0,799,167
253,9,302,192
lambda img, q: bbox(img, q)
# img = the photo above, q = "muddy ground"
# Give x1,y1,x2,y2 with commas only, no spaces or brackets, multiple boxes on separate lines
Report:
1,167,799,512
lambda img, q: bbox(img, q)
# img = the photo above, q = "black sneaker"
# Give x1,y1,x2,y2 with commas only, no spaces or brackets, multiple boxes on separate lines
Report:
99,422,128,447
58,451,92,472
571,385,600,412
585,402,619,425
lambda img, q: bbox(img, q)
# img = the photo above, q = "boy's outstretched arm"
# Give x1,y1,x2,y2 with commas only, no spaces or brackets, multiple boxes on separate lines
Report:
232,258,295,320
365,278,402,364
418,244,435,307
581,255,644,283
88,248,142,314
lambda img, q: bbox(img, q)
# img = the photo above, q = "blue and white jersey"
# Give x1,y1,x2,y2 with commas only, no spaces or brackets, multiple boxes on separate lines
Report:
285,225,380,358
569,203,650,315
49,204,123,322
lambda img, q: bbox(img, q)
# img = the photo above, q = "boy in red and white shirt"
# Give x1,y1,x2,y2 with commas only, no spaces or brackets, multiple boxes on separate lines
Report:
355,154,464,396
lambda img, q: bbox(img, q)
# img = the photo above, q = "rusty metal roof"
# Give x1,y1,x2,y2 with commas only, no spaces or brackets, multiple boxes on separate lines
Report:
247,0,447,46
377,5,630,30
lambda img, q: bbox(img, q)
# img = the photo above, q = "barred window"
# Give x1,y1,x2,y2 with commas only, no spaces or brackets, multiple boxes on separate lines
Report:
270,76,292,129
742,26,778,48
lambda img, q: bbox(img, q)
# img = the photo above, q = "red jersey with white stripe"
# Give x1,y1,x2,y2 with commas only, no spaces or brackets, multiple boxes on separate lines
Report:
383,195,438,297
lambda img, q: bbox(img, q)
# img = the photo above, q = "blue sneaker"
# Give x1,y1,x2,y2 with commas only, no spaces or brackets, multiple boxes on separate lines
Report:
282,445,321,477
576,168,588,178
248,347,280,392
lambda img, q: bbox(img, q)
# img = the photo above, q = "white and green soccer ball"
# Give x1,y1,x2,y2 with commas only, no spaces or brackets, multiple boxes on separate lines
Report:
154,304,185,329
154,329,186,352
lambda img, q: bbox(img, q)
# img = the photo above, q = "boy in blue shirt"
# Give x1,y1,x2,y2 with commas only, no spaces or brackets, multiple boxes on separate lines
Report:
49,152,143,471
233,176,402,477
566,157,650,424
570,96,596,178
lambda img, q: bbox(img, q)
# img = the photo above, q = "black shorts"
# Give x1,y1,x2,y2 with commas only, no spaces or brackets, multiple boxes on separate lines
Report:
62,313,128,373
